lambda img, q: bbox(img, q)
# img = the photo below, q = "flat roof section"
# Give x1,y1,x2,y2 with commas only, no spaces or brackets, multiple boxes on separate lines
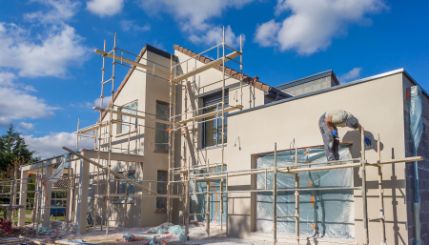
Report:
230,68,428,117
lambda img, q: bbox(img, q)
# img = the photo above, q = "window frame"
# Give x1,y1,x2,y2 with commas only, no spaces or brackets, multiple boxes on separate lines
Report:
117,100,138,135
154,100,170,153
156,170,168,212
201,90,229,148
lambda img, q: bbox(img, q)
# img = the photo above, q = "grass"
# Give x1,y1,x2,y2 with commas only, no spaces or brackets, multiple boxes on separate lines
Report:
0,209,65,224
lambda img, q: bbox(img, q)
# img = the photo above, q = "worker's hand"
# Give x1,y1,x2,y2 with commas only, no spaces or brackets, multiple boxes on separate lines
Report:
364,136,372,146
331,129,338,138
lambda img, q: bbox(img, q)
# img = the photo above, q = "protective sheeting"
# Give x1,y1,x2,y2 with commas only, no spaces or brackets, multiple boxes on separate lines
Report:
189,166,227,224
410,85,423,243
410,86,423,152
256,146,355,239
47,154,70,184
123,222,186,244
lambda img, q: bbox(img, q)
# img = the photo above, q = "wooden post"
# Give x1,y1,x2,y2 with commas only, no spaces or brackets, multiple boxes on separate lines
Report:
206,181,211,237
360,127,369,245
184,160,190,240
220,177,224,231
18,169,28,227
377,134,387,244
294,148,300,244
226,173,229,236
272,143,278,245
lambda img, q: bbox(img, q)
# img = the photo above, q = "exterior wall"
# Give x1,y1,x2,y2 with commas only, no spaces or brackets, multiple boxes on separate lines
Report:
139,50,170,226
403,75,429,244
173,49,266,173
226,72,409,244
75,48,171,229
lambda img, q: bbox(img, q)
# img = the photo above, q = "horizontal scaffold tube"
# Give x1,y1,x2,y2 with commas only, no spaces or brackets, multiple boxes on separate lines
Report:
182,156,423,182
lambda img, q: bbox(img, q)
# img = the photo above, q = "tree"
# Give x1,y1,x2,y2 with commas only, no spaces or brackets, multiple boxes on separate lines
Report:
0,126,34,179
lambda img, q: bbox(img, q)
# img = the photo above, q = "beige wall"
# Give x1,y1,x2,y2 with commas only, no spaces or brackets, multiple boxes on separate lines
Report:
226,72,409,244
174,50,266,170
75,48,171,229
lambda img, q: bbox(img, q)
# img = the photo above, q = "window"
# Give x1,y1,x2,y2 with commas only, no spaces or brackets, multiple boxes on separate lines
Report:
156,170,168,211
155,101,169,152
202,91,228,148
117,100,138,134
156,100,169,121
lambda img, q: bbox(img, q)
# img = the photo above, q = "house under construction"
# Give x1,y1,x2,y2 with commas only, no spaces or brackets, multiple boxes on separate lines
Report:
7,32,429,245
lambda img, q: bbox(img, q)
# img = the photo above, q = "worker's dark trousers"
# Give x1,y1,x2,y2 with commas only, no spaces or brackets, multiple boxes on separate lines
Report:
319,114,339,161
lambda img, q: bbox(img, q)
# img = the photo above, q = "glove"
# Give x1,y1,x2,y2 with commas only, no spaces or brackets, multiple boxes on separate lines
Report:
331,129,338,138
364,136,372,146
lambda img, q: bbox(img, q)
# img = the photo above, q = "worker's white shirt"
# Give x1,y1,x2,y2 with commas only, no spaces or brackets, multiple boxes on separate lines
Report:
326,110,350,127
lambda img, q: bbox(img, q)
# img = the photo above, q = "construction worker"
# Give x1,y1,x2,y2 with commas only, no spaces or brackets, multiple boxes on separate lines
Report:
319,110,370,161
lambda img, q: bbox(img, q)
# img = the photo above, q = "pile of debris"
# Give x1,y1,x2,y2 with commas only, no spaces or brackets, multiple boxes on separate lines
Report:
123,222,186,244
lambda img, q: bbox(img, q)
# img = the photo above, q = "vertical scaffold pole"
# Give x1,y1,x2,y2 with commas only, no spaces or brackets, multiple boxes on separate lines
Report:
167,53,175,223
106,33,117,236
206,180,211,236
377,134,387,245
239,35,243,109
98,39,107,231
361,127,369,245
220,26,226,233
294,147,300,244
272,143,278,245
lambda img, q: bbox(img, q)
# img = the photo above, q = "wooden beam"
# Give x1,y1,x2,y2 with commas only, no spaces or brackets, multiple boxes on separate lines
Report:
176,105,243,125
172,51,241,84
95,49,169,78
62,147,156,195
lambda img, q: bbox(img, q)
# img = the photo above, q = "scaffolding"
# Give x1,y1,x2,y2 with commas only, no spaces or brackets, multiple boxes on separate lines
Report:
167,27,245,238
73,30,423,245
3,29,421,245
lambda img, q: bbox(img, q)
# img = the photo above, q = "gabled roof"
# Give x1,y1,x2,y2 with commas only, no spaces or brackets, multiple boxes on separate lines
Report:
100,43,289,121
174,45,288,98
101,44,172,120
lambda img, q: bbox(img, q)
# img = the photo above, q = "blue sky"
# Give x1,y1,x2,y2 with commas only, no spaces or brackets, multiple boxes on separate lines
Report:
0,0,428,157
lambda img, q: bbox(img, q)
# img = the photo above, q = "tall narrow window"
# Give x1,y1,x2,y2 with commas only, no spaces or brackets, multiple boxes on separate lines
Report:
117,100,138,134
156,100,169,121
156,170,167,212
202,90,228,148
155,101,169,152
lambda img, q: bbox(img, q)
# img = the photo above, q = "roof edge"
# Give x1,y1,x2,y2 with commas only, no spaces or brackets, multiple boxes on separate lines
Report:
230,68,414,117
174,44,280,94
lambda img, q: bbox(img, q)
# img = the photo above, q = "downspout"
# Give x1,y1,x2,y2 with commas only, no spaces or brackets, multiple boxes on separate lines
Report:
409,86,422,245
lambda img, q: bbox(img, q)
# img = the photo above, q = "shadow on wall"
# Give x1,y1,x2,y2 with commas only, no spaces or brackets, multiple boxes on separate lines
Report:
343,129,384,158
228,197,251,238
344,130,407,244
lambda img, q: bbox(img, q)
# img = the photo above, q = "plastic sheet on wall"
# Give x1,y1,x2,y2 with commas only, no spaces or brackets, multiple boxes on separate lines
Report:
47,154,70,183
256,146,355,239
189,166,227,224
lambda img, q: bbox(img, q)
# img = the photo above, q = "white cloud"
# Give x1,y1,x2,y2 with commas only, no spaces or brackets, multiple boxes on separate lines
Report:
87,0,124,17
255,0,385,54
0,23,88,77
189,26,244,48
19,122,34,130
25,0,80,23
25,132,76,158
120,20,151,32
25,131,94,158
139,0,251,46
0,0,88,78
0,72,55,125
93,96,112,110
340,67,362,82
254,20,281,47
